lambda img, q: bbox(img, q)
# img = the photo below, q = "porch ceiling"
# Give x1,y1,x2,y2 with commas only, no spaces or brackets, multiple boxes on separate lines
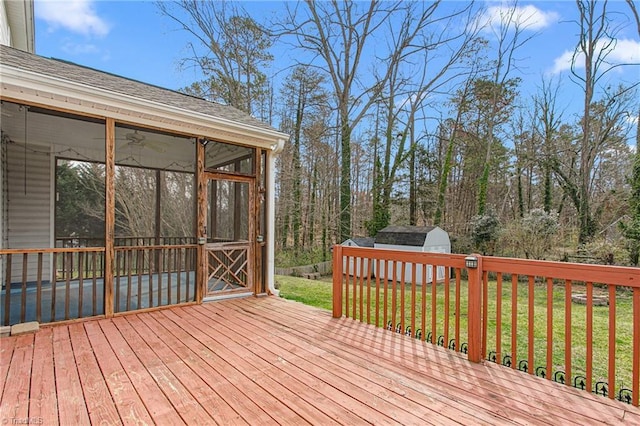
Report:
1,297,637,425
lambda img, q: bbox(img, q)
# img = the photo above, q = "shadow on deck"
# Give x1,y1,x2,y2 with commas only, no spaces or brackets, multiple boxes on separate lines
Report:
1,296,639,425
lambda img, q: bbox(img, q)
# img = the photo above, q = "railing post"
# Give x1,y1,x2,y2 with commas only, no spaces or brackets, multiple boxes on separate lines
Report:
466,254,483,363
332,245,343,318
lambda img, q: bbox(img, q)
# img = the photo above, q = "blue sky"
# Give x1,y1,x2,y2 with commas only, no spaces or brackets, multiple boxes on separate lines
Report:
34,0,639,131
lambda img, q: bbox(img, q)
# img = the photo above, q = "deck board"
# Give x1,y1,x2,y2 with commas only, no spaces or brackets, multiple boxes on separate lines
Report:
0,296,639,425
0,334,33,422
29,328,58,425
52,326,91,425
234,296,631,424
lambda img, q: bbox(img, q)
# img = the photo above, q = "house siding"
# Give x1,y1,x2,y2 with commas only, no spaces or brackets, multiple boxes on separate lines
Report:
7,140,51,282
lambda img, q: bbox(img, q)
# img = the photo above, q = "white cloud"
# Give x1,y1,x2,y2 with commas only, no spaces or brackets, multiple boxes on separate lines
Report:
551,38,640,74
480,4,559,32
36,0,110,37
60,42,99,55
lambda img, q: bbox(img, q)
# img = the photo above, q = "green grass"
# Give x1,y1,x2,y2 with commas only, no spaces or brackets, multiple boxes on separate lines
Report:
276,274,636,399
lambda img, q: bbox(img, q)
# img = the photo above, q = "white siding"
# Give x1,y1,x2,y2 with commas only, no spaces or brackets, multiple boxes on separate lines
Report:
0,1,11,47
7,141,52,282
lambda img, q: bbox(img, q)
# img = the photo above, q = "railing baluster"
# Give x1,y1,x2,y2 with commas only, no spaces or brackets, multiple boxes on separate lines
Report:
126,249,132,311
92,252,98,316
177,248,182,304
157,248,163,307
358,257,364,322
546,277,553,380
383,260,388,329
391,261,398,331
444,267,450,350
431,265,437,344
528,275,535,375
586,281,593,393
482,270,489,359
345,255,350,319
422,263,427,342
115,250,121,313
565,279,572,384
148,248,154,308
511,274,518,369
633,287,639,407
496,272,503,363
454,267,460,349
64,253,71,320
608,284,616,399
400,261,406,333
167,248,173,306
78,251,84,319
375,259,381,327
411,263,416,339
366,258,373,324
36,253,43,323
51,252,57,323
21,253,28,323
4,254,12,326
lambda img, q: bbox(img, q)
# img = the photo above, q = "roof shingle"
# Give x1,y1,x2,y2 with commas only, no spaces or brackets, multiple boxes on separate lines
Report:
0,44,275,132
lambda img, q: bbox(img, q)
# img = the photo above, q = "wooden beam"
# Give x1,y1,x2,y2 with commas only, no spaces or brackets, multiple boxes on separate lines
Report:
196,139,206,304
104,118,115,318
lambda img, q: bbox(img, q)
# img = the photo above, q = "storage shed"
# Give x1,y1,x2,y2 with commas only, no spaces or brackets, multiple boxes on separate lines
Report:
375,226,450,283
342,226,450,283
341,237,374,277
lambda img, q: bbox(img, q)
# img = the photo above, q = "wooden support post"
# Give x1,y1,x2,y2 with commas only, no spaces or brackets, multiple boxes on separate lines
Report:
466,254,483,363
104,118,115,318
195,139,206,304
332,245,343,318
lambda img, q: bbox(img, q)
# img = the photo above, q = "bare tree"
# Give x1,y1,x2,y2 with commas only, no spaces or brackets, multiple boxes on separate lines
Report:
157,0,273,115
476,1,536,215
276,1,415,241
568,0,638,243
533,77,565,214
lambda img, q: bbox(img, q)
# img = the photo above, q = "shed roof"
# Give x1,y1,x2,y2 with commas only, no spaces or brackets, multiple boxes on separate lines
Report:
349,237,375,247
0,44,274,132
374,226,437,246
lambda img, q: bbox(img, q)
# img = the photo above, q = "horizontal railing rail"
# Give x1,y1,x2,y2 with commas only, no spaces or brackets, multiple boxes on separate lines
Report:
332,245,640,407
55,236,197,248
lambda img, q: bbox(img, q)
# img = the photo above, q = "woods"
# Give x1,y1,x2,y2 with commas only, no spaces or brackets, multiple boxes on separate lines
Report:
155,0,639,266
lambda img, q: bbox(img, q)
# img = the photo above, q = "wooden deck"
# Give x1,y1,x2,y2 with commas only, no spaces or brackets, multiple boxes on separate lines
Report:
1,296,639,425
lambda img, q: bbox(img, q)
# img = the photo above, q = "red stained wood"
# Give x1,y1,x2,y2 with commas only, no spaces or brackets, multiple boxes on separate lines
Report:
0,334,33,422
0,331,16,402
241,296,636,424
1,296,638,425
52,326,91,425
83,321,154,425
28,328,58,425
96,321,185,425
67,323,121,425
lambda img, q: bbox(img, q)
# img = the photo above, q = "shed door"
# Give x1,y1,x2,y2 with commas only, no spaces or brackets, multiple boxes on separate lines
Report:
205,174,255,297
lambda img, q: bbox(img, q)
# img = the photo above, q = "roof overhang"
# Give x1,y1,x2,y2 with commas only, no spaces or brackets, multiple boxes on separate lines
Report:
0,63,289,150
3,0,34,53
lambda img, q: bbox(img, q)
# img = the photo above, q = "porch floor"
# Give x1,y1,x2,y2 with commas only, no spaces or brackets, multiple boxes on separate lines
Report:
1,297,639,425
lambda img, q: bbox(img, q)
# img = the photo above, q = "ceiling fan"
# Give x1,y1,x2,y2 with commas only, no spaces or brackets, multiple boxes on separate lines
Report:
119,130,167,153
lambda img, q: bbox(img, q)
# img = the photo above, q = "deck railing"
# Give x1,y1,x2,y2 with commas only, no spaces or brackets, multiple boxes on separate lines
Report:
113,244,197,313
332,245,640,407
1,244,198,326
1,248,106,325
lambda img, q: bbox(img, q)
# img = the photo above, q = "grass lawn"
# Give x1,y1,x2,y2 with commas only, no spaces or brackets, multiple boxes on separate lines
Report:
275,274,636,399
